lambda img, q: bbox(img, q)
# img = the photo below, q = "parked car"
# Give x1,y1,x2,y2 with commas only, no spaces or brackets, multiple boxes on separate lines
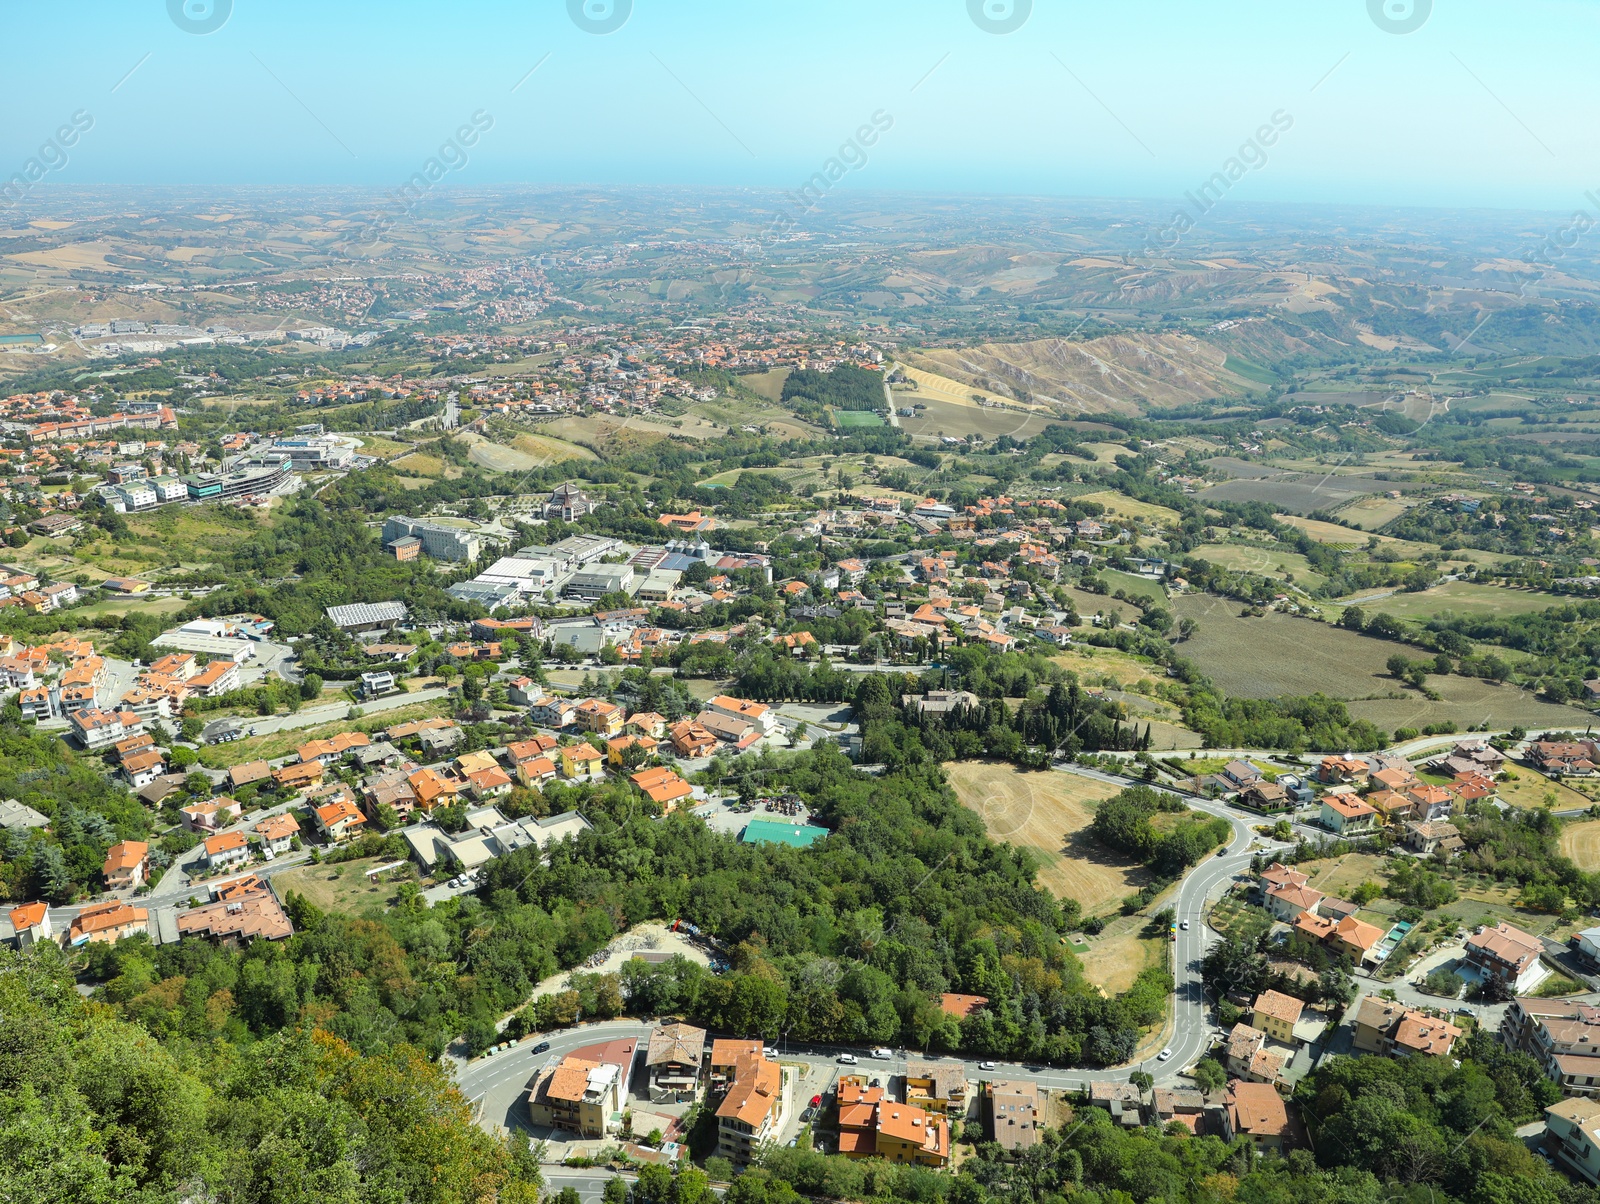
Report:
836,1054,858,1065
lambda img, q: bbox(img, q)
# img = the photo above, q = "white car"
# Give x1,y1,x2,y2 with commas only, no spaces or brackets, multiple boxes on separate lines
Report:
1180,920,1190,931
871,1048,892,1060
1157,1047,1174,1061
836,1054,858,1065
978,1061,997,1071
763,1047,778,1059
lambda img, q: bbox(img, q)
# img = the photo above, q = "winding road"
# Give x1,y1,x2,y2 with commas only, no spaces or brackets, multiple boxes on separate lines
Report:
453,763,1290,1151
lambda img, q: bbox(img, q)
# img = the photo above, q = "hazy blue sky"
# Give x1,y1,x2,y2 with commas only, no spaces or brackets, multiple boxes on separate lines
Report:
4,0,1596,213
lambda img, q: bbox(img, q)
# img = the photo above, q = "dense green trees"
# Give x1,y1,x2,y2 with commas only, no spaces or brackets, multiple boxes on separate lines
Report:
1090,785,1232,876
0,946,539,1203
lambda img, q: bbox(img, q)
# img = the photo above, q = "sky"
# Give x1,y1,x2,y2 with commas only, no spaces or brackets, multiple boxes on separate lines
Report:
4,0,1599,215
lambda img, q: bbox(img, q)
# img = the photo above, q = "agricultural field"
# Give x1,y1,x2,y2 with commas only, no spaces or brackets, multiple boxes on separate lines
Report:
1336,495,1421,530
1344,580,1566,623
1076,491,1181,527
897,396,1059,442
1199,472,1422,516
1192,543,1327,589
741,367,791,402
1169,595,1598,730
1097,571,1170,605
499,431,598,464
272,857,407,915
945,761,1153,915
1559,819,1600,871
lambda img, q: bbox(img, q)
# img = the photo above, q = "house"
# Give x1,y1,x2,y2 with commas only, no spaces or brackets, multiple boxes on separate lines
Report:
627,712,667,738
697,710,762,750
669,718,717,758
1370,764,1421,794
905,1059,969,1118
573,698,625,737
516,756,559,790
254,812,300,856
1503,998,1600,1094
836,1079,947,1167
645,1022,706,1103
1266,882,1325,923
273,760,325,792
717,1050,789,1165
1251,989,1305,1044
1086,1081,1144,1125
1465,921,1546,993
527,1038,637,1138
1239,781,1292,813
1546,1097,1600,1185
531,698,578,729
314,798,367,842
559,743,605,782
360,670,397,698
298,731,370,767
507,676,544,707
1330,915,1387,964
228,760,273,791
188,660,242,697
1350,995,1463,1059
705,695,778,737
1224,1023,1286,1087
468,766,513,799
1320,794,1377,835
607,733,659,766
67,900,149,946
1319,754,1369,784
8,901,51,949
1222,759,1263,789
72,707,142,750
204,830,250,870
181,798,234,831
176,883,293,945
1259,862,1309,893
1405,784,1456,821
1222,1081,1295,1151
630,765,693,811
121,749,167,789
102,840,150,890
1401,820,1465,858
986,1081,1043,1152
1529,740,1600,777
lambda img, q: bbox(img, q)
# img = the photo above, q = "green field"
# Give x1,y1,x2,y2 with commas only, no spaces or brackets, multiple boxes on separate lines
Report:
1347,580,1567,622
1224,354,1278,386
833,409,886,428
1192,543,1327,589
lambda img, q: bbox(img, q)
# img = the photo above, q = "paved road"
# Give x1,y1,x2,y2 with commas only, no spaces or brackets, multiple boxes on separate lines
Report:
1054,763,1293,1080
455,769,1286,1143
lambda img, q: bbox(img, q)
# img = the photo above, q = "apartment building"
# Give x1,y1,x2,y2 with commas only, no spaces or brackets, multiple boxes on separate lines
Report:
526,1038,636,1138
1350,995,1463,1059
1465,921,1546,993
1546,1097,1600,1185
716,1050,790,1165
1503,997,1600,1094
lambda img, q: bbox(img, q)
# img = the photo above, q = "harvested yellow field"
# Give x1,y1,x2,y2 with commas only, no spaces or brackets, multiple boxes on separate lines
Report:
1078,931,1167,995
1076,490,1181,526
947,761,1152,914
509,432,598,462
1560,819,1600,871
